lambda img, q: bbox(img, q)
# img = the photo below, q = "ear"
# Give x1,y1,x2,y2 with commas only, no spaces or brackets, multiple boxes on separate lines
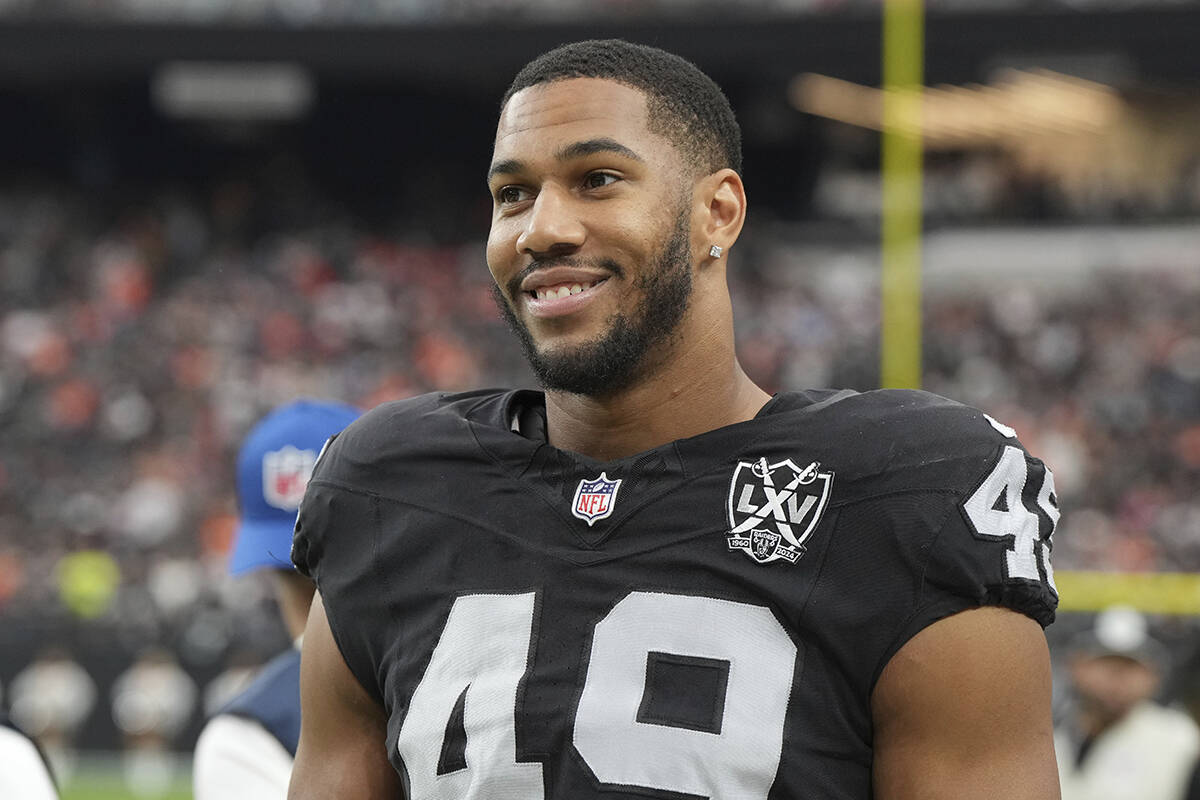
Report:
693,168,746,263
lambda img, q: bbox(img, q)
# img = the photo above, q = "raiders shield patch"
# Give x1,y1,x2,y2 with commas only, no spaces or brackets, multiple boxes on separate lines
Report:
727,457,834,564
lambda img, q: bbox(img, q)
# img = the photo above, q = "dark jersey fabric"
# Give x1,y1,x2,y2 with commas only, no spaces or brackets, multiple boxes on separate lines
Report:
293,388,1058,799
219,647,302,757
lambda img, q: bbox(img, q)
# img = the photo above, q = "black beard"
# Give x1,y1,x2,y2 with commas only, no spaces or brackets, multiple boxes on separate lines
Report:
492,210,694,398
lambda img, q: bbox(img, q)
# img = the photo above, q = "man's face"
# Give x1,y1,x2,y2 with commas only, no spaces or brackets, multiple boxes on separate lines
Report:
486,78,697,397
1070,654,1159,726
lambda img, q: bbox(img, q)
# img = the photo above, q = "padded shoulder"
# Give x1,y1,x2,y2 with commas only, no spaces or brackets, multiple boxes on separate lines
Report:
766,389,1033,502
305,389,513,495
788,389,1060,696
290,389,519,703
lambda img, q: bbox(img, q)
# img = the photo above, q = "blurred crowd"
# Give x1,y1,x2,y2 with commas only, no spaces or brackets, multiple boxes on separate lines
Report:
0,177,520,661
0,171,1197,760
0,0,1190,25
923,273,1200,573
0,0,857,24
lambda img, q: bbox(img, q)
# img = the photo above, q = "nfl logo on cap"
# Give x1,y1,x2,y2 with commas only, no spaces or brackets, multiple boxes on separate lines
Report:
572,472,622,526
263,445,317,510
230,399,361,575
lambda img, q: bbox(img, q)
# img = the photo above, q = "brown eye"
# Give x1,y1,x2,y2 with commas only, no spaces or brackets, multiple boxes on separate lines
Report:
498,186,530,204
584,172,619,190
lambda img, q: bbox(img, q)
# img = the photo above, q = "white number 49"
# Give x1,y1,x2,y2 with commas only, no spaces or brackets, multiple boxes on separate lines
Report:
962,444,1059,592
396,592,797,800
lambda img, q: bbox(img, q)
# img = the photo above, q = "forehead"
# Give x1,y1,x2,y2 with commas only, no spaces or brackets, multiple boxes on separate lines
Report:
493,77,664,163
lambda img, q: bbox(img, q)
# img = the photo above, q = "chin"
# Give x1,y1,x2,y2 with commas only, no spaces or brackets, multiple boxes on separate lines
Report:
528,321,613,356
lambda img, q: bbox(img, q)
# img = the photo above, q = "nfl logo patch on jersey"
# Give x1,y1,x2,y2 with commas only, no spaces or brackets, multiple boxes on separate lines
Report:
262,445,319,511
727,457,834,565
572,472,622,526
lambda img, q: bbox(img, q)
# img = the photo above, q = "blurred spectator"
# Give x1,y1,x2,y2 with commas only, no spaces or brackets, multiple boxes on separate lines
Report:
111,647,197,797
193,399,360,800
8,647,96,784
1055,606,1200,800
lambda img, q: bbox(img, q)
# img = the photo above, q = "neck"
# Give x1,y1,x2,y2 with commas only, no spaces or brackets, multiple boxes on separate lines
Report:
544,298,770,461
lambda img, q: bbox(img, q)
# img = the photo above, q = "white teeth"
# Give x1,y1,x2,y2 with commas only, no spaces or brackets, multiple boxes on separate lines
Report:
534,280,597,301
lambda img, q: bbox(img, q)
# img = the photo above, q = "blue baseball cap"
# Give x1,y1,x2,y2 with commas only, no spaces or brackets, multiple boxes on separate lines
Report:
230,399,361,575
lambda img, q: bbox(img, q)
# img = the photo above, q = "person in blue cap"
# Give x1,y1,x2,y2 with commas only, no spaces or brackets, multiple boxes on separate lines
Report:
193,399,360,800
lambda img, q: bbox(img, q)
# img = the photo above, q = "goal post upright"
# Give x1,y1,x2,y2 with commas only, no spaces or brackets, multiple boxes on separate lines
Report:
880,0,925,390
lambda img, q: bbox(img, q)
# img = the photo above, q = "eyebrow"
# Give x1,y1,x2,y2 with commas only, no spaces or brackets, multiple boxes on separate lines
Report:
487,137,645,182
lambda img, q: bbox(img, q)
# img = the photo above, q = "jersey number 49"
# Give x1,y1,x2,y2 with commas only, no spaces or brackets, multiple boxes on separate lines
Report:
397,591,798,800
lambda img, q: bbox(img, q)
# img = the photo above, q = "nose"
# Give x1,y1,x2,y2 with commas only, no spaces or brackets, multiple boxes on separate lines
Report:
516,185,585,258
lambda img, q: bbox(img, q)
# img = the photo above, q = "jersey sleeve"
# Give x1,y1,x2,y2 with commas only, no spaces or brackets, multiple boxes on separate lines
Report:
290,410,392,705
290,393,454,706
291,392,445,583
290,427,349,584
876,404,1060,684
803,392,1061,697
921,441,1058,623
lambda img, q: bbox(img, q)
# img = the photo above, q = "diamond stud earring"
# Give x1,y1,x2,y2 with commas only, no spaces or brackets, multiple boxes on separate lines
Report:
709,245,723,258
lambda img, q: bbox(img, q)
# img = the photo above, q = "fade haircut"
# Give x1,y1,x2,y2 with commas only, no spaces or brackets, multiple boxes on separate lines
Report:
501,39,742,177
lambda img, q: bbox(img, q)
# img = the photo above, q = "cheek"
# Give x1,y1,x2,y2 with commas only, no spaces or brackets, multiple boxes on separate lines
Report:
598,214,660,263
485,234,510,283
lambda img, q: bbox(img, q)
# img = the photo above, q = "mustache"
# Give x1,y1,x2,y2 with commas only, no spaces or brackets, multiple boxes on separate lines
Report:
505,256,625,299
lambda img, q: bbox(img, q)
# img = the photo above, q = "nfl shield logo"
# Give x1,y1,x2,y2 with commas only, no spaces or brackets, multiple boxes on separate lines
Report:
726,457,834,565
572,472,622,526
262,445,318,511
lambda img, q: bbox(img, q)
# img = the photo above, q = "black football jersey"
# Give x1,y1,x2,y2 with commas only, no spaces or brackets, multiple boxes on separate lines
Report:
293,388,1059,800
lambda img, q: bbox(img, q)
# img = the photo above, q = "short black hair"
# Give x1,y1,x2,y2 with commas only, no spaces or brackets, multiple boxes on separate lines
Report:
501,39,742,176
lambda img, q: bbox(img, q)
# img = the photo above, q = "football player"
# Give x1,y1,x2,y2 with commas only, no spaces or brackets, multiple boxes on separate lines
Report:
193,400,360,800
289,40,1061,800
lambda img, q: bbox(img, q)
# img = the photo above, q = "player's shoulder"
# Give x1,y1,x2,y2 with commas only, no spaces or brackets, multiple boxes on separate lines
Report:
313,388,515,483
772,386,1027,450
764,388,1034,496
340,388,512,446
775,387,1014,443
842,387,1020,449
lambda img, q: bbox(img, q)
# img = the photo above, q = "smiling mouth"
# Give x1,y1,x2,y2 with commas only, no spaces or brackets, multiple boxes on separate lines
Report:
527,278,607,301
